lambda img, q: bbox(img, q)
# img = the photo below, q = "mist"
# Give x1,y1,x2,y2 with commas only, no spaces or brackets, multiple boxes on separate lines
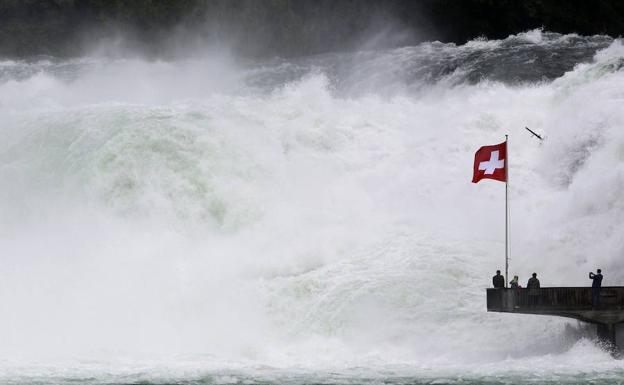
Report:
2,16,624,384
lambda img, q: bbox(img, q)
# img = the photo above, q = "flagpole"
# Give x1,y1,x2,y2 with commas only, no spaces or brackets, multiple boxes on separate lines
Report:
505,134,509,288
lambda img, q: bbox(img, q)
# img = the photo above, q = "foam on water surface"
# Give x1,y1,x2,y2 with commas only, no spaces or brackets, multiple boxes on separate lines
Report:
1,31,624,382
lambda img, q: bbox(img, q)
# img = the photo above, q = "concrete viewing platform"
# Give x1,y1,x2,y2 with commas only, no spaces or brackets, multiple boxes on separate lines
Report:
486,287,624,350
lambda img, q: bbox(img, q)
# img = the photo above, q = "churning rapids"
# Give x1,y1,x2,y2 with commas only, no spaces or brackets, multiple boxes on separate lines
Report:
2,30,624,384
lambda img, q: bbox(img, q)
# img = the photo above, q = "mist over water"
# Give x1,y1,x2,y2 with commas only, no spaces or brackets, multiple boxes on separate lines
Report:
2,30,624,383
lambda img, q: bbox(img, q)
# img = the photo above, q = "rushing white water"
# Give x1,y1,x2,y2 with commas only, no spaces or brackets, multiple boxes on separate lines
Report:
1,30,624,382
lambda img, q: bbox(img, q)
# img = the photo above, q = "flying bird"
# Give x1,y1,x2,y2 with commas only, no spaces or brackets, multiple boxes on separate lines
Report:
524,126,544,141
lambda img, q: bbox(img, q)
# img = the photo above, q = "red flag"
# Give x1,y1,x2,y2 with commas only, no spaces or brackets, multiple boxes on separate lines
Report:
472,141,507,183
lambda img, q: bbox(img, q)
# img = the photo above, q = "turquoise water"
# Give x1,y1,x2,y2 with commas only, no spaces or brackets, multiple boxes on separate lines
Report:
2,30,624,383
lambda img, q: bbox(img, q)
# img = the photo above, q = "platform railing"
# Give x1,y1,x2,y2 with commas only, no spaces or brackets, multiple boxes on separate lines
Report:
487,287,624,311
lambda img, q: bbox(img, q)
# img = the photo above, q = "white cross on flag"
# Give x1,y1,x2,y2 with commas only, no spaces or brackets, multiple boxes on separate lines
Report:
472,141,507,183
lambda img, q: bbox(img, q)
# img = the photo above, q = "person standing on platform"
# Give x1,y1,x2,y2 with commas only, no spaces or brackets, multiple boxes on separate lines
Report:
492,270,505,288
510,275,521,308
589,269,603,307
527,273,540,306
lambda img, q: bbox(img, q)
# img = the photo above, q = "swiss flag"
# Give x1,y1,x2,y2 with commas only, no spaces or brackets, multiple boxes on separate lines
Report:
472,141,507,183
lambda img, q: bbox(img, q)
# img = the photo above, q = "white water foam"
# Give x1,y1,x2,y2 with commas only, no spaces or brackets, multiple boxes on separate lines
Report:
1,33,624,379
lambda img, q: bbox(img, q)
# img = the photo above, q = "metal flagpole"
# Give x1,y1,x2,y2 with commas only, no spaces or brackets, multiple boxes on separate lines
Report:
505,134,509,288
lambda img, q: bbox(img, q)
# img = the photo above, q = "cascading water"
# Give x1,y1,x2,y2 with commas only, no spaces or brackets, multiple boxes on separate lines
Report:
1,30,624,384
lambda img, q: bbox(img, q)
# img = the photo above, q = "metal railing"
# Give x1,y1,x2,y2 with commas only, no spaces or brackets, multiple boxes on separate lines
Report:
487,287,624,311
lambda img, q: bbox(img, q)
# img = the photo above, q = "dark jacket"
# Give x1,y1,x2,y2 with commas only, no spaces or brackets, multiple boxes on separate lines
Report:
590,273,603,288
527,277,540,295
493,274,505,288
